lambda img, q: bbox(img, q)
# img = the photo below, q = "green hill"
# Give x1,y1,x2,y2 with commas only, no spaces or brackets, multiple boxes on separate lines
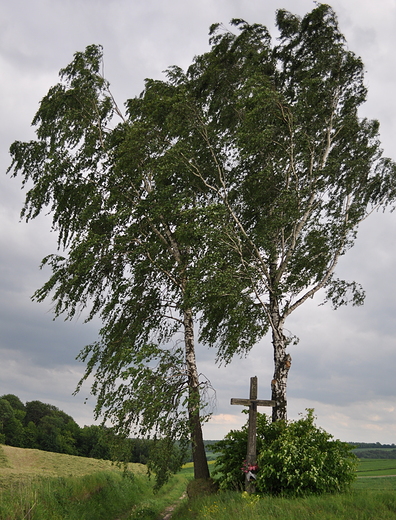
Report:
0,444,145,488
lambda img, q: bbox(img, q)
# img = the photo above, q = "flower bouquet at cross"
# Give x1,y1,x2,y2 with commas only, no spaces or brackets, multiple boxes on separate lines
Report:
241,460,258,481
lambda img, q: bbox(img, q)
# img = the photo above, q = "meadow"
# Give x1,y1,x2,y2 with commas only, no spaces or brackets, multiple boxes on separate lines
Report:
1,445,396,520
171,460,396,520
0,445,187,519
356,459,396,476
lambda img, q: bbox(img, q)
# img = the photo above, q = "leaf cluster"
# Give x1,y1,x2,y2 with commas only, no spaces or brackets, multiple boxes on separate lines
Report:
7,2,396,487
213,409,358,496
9,6,396,365
195,5,396,324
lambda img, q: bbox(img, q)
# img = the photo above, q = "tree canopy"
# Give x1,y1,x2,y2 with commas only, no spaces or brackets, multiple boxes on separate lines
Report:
158,4,396,419
8,3,396,481
9,42,220,485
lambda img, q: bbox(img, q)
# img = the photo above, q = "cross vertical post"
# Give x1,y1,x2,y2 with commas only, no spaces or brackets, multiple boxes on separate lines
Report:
231,376,275,493
246,376,258,486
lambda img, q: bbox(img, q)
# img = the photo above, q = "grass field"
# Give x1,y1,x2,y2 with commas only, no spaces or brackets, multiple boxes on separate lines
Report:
2,445,396,520
0,444,146,487
171,459,396,520
0,444,189,519
357,459,396,476
173,461,396,520
172,489,396,520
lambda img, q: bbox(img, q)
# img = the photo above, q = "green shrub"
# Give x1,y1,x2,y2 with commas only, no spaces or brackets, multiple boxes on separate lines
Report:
213,409,358,496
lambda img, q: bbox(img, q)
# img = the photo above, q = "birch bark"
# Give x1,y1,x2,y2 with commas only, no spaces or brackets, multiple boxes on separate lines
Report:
183,306,210,480
269,291,291,421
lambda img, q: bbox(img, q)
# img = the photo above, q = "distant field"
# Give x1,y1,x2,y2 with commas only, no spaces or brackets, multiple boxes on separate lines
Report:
2,445,396,478
357,459,396,476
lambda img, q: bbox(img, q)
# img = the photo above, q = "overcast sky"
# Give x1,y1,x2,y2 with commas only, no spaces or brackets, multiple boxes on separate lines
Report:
1,0,396,444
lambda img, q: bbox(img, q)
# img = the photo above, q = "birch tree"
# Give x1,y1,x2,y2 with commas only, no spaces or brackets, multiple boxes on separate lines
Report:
103,3,392,429
9,6,396,476
7,46,224,485
156,5,396,421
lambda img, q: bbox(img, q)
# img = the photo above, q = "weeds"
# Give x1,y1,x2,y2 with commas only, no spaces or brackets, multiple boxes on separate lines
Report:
172,488,396,520
2,445,396,520
0,470,188,520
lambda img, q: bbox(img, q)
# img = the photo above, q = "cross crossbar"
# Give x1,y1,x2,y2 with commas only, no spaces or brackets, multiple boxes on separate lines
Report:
230,398,275,407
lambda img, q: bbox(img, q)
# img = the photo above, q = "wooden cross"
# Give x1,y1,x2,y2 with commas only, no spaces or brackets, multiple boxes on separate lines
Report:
231,376,275,492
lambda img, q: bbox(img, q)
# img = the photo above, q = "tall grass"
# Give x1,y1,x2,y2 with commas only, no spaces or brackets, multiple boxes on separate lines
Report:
171,462,396,520
0,469,189,520
172,489,396,520
2,446,396,520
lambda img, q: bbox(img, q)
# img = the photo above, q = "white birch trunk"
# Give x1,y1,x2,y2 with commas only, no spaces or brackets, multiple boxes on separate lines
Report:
183,306,210,480
270,294,291,422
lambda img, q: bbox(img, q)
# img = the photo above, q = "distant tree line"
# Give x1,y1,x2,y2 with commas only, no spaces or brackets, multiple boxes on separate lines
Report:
354,450,396,459
0,394,151,463
350,442,396,459
352,442,396,449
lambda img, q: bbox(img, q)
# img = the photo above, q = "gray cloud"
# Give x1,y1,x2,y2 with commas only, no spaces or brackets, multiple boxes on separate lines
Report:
1,0,396,443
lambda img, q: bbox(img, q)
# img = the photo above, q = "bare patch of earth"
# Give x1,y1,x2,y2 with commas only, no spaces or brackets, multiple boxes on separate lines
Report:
160,493,187,520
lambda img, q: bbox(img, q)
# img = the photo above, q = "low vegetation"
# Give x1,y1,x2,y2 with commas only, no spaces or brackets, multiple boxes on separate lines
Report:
357,459,396,477
2,407,396,520
213,410,357,496
0,445,190,520
175,459,396,520
2,442,396,519
172,488,396,520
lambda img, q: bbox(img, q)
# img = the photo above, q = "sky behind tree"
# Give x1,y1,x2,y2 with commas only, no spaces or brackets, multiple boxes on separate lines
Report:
1,0,396,443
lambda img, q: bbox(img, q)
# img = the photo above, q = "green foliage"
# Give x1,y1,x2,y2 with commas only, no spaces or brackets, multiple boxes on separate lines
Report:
181,4,396,420
171,488,396,520
1,394,25,412
8,3,396,479
147,436,188,491
213,410,357,496
78,424,113,459
0,398,14,423
0,398,24,447
23,421,39,449
0,393,154,466
9,41,214,484
0,468,189,520
355,449,396,459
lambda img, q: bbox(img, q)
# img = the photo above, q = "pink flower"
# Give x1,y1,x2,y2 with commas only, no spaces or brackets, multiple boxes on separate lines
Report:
241,460,259,473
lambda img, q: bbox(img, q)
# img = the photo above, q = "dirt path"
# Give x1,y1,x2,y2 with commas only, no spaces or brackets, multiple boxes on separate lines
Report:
160,492,187,520
114,492,187,520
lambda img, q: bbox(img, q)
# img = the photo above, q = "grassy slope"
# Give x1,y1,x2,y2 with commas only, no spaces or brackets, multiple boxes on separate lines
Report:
0,444,146,488
0,445,192,520
3,445,396,520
